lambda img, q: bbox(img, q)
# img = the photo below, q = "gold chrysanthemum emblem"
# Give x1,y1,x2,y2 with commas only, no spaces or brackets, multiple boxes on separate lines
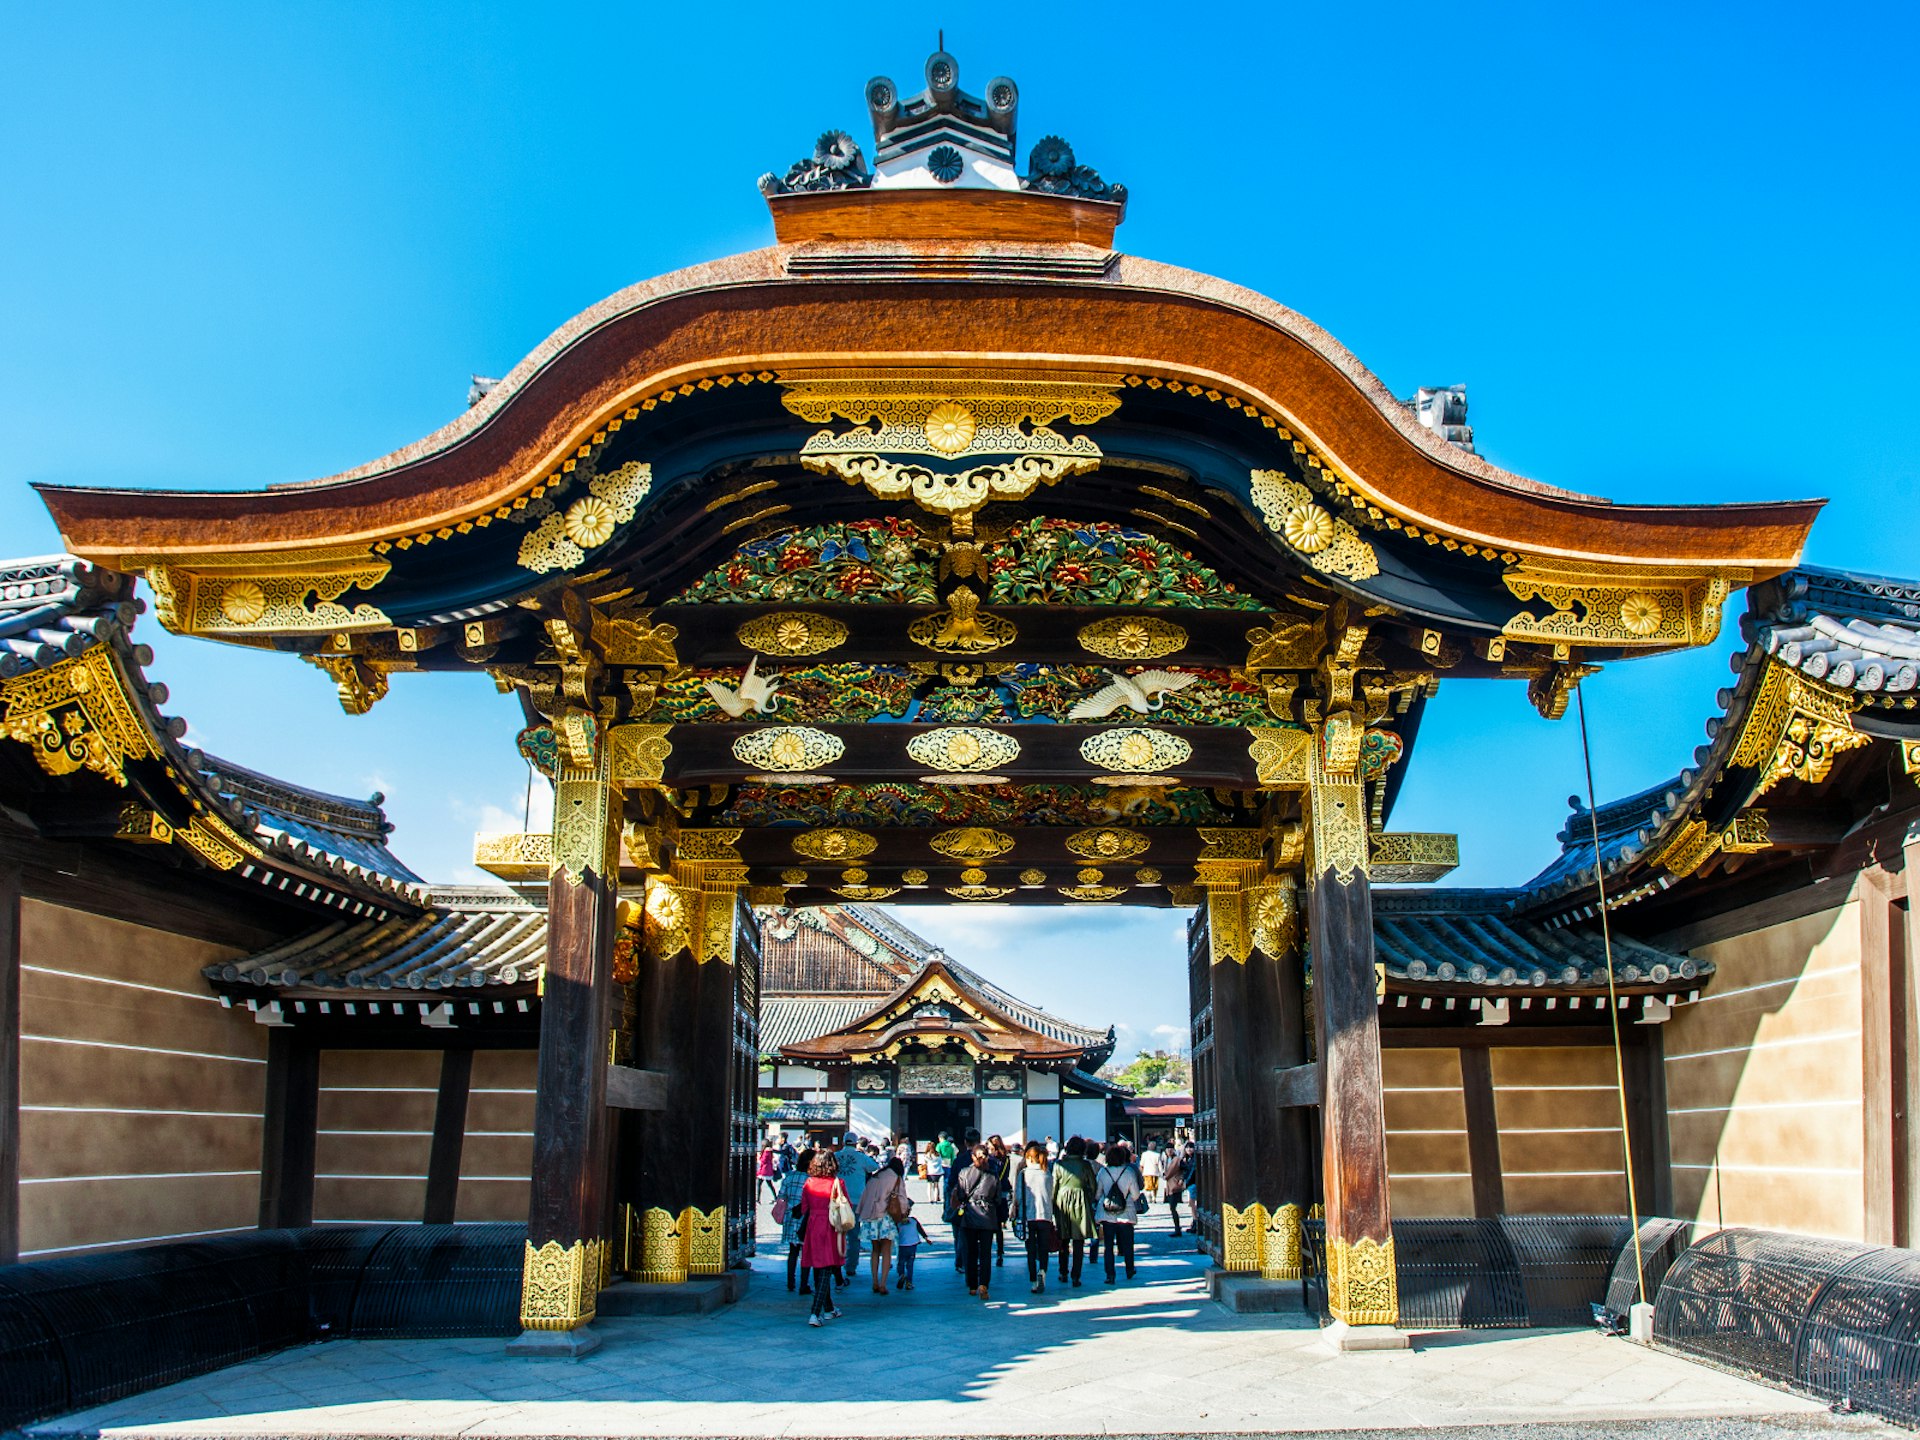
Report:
776,617,813,649
924,402,977,455
1619,593,1664,637
768,732,808,769
1281,503,1335,554
218,580,267,625
1109,622,1153,657
564,496,617,549
1116,733,1157,770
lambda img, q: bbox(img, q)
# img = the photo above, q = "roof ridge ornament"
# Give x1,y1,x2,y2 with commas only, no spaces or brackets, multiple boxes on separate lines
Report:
758,49,1123,212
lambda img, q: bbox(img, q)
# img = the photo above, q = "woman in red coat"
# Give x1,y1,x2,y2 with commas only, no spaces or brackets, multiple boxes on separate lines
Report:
799,1150,848,1326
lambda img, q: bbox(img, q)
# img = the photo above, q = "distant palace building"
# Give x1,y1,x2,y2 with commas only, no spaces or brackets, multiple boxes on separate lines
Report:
757,904,1126,1144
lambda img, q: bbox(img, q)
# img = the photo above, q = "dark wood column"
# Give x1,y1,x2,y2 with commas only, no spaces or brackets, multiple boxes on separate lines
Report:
517,743,617,1338
1208,870,1314,1278
1307,743,1399,1332
258,1030,318,1229
0,863,20,1264
1622,1027,1673,1220
1460,1047,1505,1219
629,851,747,1282
424,1048,474,1225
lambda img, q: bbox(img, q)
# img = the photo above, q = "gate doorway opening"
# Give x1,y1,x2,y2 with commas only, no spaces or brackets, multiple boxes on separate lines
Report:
904,1097,976,1148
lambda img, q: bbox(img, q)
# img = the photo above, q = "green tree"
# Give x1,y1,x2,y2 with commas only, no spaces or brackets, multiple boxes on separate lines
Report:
1100,1048,1191,1094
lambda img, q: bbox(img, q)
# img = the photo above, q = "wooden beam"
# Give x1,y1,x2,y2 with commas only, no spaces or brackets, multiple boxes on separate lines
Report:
258,1031,318,1229
1459,1047,1504,1219
0,863,19,1264
1382,1025,1616,1049
424,1048,473,1225
604,1064,671,1111
1274,1063,1319,1109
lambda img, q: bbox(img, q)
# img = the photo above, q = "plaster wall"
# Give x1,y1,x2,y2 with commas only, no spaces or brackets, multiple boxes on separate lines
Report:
1664,900,1864,1239
313,1049,436,1222
16,900,261,1258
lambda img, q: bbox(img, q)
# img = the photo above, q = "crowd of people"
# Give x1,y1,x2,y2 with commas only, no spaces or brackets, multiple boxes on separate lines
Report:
755,1130,1197,1327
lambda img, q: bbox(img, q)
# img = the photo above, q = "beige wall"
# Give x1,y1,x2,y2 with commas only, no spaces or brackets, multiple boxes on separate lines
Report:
1384,1044,1629,1217
1383,1048,1471,1217
1665,899,1864,1239
457,1050,535,1222
18,900,263,1258
313,1049,437,1222
1491,1046,1628,1215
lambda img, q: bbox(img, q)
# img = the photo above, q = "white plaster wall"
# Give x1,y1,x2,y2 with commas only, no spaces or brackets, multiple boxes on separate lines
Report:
980,1097,1025,1149
1026,1070,1061,1100
1063,1097,1107,1144
849,1096,893,1141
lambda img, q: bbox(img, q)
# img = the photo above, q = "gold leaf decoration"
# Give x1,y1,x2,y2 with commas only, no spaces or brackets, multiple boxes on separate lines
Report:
1248,726,1313,786
519,461,653,574
835,885,901,900
792,827,876,861
1249,470,1378,581
929,827,1016,861
1058,884,1129,901
1078,727,1192,774
731,725,845,773
1134,867,1163,886
906,588,1017,654
779,868,808,885
1065,827,1149,861
736,611,850,656
1326,1235,1398,1327
608,723,673,789
946,884,1016,900
906,726,1020,773
902,868,929,885
1018,868,1048,886
960,866,989,885
1077,615,1188,661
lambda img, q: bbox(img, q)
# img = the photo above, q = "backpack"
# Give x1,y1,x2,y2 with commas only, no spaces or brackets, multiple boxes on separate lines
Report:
1099,1165,1128,1215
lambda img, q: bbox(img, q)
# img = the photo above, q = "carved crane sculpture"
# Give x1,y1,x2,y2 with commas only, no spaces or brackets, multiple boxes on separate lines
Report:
704,656,782,717
1067,668,1198,720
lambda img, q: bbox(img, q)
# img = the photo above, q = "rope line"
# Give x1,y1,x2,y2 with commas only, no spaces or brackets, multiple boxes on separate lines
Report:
1575,680,1647,1308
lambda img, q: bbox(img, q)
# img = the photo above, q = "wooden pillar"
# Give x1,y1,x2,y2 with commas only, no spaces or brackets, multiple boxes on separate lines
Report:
630,835,747,1282
1460,1047,1505,1219
0,864,20,1265
258,1030,318,1229
515,737,617,1344
424,1048,473,1225
1185,905,1219,1255
1622,1027,1672,1221
1305,731,1399,1336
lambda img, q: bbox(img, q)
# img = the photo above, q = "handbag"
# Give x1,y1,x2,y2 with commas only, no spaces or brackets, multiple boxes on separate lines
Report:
828,1180,857,1234
886,1182,911,1222
771,1196,789,1224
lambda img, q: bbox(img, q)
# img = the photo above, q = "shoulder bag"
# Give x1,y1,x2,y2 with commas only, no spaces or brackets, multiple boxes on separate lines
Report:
886,1177,911,1222
771,1195,789,1224
828,1180,857,1234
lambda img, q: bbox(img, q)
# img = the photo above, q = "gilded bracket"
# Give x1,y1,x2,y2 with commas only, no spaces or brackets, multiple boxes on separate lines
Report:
128,544,391,637
0,645,155,785
1501,561,1740,650
1731,660,1870,800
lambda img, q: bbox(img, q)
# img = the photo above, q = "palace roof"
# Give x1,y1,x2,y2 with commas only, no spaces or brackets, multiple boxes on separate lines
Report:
776,956,1094,1069
0,553,425,918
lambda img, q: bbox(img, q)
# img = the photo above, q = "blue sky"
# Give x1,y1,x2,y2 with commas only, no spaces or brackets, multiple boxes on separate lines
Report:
3,3,1915,1060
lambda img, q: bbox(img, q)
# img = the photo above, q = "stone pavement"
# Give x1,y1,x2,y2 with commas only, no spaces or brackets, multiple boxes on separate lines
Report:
31,1201,1876,1439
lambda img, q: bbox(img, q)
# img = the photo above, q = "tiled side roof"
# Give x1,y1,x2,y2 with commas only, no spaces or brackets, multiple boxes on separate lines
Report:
1748,565,1920,702
0,553,427,912
1372,889,1707,998
208,887,542,991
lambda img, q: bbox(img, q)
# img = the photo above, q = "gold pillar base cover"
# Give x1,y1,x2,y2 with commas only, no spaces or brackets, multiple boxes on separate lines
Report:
1326,1233,1398,1326
519,1238,605,1331
1220,1201,1304,1280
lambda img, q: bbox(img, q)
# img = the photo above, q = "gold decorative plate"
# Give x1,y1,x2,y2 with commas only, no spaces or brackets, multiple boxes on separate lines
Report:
731,726,845,772
1079,728,1193,773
